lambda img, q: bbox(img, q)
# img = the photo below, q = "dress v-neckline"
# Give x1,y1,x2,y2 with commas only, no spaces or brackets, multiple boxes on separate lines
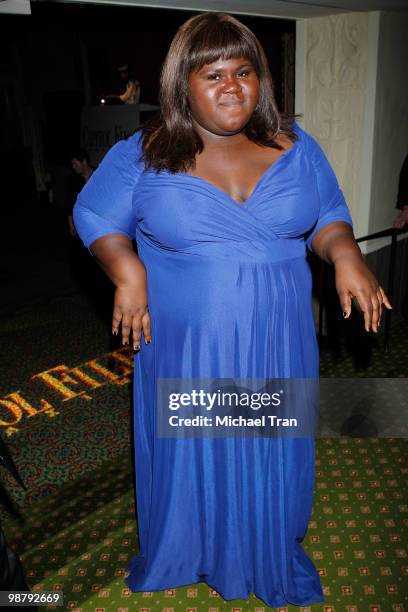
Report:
180,139,298,208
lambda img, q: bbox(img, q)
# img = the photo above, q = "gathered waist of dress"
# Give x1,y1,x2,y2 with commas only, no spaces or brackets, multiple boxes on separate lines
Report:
136,232,307,265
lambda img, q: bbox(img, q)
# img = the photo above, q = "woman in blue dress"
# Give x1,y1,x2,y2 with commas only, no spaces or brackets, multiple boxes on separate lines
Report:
73,12,391,609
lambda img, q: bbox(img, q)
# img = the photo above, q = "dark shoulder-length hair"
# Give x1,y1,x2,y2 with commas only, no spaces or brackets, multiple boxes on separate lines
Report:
140,11,300,173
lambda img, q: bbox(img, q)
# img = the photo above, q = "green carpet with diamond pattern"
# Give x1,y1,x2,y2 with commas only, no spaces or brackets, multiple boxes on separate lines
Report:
1,282,407,611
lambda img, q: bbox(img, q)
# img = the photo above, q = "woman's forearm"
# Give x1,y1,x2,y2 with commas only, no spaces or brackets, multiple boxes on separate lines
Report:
310,222,363,266
89,233,151,345
90,233,147,288
313,222,392,330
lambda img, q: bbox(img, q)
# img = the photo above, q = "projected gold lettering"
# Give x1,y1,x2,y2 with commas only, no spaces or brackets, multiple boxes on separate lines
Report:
86,360,130,385
33,366,93,401
0,347,134,436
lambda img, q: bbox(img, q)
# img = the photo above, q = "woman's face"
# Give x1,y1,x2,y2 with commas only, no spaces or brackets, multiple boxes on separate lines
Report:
187,56,260,137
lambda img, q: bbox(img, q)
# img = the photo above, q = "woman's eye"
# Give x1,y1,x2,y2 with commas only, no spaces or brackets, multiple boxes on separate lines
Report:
207,73,220,80
238,70,251,77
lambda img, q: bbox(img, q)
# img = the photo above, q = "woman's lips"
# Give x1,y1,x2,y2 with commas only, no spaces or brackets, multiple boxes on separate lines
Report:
219,100,244,107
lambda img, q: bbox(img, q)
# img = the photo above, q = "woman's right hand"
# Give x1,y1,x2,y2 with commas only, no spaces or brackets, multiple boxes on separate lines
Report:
88,233,152,351
113,284,152,350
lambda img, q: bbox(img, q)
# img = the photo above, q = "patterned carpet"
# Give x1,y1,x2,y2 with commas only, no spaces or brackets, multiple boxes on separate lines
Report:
1,292,407,611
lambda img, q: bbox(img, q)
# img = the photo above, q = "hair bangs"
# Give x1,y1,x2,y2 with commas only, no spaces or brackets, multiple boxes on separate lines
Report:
188,22,260,74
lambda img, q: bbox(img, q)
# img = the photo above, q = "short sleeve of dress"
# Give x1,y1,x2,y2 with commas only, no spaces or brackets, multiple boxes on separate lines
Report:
73,130,144,251
297,125,353,253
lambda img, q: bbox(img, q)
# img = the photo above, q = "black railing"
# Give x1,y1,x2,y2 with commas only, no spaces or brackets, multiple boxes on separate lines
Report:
316,226,407,353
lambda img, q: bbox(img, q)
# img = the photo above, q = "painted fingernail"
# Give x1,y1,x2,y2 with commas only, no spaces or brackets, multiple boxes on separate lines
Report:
343,311,348,318
134,344,140,351
145,338,152,344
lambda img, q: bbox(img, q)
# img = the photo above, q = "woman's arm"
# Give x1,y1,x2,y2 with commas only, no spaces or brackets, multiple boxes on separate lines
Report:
119,81,135,103
89,233,151,350
311,221,392,333
296,123,393,334
72,131,149,350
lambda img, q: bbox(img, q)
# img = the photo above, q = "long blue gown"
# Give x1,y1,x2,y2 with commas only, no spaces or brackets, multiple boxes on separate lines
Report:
73,121,353,608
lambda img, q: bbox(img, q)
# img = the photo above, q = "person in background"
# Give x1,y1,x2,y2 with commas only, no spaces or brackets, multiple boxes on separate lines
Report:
393,153,408,229
66,148,112,319
392,153,408,322
0,434,36,611
67,149,94,237
106,65,140,105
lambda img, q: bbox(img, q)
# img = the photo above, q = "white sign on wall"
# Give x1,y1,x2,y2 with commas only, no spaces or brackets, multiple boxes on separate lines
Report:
80,104,159,166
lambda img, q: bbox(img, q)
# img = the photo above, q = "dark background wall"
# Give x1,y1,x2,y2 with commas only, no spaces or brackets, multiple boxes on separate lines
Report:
0,3,296,320
0,3,295,196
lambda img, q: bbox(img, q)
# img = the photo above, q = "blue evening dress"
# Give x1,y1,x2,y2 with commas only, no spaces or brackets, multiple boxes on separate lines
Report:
73,121,353,608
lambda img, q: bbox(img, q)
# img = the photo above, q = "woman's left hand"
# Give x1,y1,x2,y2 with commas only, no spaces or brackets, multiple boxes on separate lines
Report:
334,256,392,332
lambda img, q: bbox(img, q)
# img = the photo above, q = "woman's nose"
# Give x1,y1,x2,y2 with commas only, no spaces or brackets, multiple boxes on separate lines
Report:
222,76,242,92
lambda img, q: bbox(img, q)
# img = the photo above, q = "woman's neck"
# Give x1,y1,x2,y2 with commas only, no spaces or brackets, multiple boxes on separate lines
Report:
193,121,248,150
